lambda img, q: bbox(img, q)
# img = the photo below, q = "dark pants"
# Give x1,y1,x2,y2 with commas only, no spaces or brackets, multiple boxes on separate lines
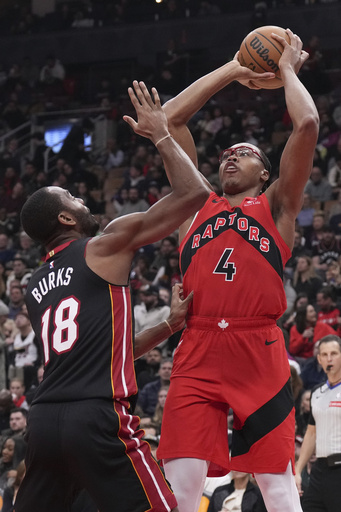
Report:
303,458,341,512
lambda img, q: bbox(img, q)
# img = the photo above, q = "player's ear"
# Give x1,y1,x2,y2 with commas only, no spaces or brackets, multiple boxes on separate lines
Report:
58,211,77,226
261,169,269,182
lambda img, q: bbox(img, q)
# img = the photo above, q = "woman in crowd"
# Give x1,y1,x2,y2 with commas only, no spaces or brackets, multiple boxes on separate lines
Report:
292,256,323,305
288,303,335,359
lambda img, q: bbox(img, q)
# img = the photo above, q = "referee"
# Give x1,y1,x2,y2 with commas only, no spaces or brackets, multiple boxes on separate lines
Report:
295,334,341,512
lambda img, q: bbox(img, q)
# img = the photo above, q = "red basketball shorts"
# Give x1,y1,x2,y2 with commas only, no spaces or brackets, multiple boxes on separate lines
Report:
157,316,295,477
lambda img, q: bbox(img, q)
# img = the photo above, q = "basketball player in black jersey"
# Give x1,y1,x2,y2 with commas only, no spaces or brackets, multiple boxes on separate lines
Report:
14,82,211,512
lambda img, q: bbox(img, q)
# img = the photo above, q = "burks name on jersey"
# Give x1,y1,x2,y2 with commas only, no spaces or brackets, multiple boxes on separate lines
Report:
31,266,74,303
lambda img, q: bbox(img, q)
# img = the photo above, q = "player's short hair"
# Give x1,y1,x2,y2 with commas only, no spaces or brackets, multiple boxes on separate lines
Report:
20,188,63,245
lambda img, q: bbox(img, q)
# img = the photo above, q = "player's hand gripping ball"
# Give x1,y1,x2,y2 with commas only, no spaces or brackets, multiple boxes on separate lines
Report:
238,25,291,89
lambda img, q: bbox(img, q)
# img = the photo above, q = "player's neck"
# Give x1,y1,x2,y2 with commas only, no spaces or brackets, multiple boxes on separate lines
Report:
45,232,82,253
223,190,260,207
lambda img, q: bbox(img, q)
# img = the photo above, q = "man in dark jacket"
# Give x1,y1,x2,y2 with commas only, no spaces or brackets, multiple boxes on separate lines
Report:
207,471,267,512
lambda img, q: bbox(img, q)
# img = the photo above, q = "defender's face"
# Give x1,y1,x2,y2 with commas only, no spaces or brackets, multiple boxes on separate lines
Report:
48,187,99,237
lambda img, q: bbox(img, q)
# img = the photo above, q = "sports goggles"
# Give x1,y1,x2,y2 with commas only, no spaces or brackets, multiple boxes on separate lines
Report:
219,146,266,166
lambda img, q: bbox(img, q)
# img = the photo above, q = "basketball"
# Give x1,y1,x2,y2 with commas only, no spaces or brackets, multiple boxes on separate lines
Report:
238,25,291,89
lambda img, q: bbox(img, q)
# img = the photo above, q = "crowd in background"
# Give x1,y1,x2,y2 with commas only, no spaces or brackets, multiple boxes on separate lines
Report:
0,0,336,36
1,4,341,511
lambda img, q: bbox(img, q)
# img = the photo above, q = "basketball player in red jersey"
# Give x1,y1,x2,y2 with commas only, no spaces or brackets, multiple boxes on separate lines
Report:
156,30,319,512
14,82,214,512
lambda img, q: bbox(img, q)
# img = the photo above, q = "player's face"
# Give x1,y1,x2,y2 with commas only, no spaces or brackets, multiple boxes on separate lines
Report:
49,187,99,237
219,143,266,194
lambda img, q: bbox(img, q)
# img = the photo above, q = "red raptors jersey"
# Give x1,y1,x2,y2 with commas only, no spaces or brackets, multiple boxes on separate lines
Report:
180,192,291,319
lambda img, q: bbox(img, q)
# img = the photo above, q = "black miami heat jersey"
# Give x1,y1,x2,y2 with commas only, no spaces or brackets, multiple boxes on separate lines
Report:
25,238,137,404
180,191,291,320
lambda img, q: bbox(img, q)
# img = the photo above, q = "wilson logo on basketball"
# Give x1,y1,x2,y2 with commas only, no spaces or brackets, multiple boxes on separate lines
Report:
249,37,280,72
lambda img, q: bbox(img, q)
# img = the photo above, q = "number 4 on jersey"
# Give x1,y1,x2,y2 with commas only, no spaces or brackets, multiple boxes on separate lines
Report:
213,248,236,281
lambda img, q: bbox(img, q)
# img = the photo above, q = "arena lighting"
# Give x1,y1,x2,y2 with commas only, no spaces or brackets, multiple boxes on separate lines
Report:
155,0,163,4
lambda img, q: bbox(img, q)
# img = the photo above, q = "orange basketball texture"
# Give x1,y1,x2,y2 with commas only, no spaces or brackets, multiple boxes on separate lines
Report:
238,25,291,89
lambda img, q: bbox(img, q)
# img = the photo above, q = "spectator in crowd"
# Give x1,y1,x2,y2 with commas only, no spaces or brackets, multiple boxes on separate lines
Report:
296,193,316,235
98,137,125,170
137,359,172,417
288,304,335,360
279,293,309,342
1,458,26,512
304,166,333,203
153,251,182,290
29,131,49,172
300,340,327,391
135,347,162,389
314,226,341,274
76,182,102,214
304,210,326,250
134,285,171,355
13,232,41,270
39,54,65,85
150,236,178,273
6,258,32,296
0,301,9,390
152,385,169,432
295,389,311,438
316,285,341,334
324,260,341,293
11,312,39,390
0,390,14,435
20,161,37,197
7,287,25,321
292,256,323,305
285,229,312,275
0,436,27,498
0,234,16,267
130,254,157,293
2,183,27,220
58,118,94,168
295,335,341,511
120,163,147,197
1,408,27,440
207,471,267,512
8,379,28,411
116,186,149,217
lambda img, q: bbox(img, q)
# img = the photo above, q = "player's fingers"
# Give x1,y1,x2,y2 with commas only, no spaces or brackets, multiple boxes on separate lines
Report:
127,84,142,109
300,50,309,63
271,32,288,47
151,87,161,108
137,81,154,108
183,290,194,305
132,80,149,107
122,115,137,130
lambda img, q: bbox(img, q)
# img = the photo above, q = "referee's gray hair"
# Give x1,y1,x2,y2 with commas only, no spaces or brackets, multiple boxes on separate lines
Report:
318,335,341,351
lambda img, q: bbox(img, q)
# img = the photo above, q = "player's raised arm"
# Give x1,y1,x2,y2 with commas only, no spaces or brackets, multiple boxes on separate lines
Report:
266,29,319,243
85,81,210,282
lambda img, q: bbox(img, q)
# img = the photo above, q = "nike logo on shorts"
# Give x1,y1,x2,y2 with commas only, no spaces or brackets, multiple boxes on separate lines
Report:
265,339,277,345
